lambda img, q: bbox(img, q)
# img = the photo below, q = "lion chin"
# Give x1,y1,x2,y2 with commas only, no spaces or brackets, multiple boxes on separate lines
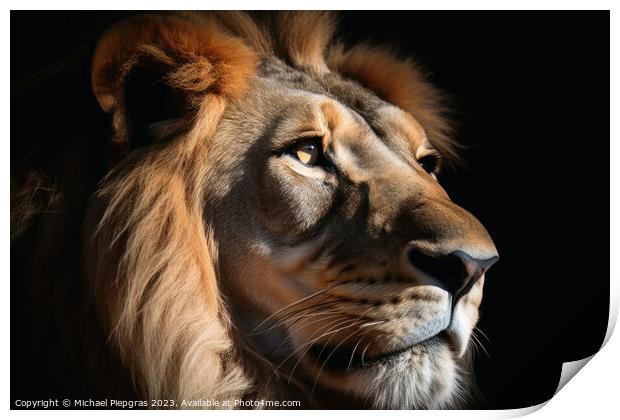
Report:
12,11,498,409
298,337,463,409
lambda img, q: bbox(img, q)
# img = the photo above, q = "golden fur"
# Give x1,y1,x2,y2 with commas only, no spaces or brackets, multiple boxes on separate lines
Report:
327,43,456,160
12,12,497,409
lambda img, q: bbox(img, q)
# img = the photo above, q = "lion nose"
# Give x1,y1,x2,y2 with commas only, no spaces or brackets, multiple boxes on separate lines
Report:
406,247,498,298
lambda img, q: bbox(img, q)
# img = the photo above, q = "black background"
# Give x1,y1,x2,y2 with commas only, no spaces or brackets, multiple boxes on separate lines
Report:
11,11,610,409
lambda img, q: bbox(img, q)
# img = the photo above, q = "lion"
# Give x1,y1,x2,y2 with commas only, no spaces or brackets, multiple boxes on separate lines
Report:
11,11,498,409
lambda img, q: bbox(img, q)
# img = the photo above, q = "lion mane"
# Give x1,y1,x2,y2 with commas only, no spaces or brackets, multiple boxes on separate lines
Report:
11,12,460,407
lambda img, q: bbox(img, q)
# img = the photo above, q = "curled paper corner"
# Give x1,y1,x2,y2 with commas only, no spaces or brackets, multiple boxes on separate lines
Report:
492,358,595,419
552,294,617,397
554,355,595,395
602,293,618,349
497,297,617,418
491,401,548,419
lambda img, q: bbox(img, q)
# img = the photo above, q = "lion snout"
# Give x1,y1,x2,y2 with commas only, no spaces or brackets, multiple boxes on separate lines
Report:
405,246,498,299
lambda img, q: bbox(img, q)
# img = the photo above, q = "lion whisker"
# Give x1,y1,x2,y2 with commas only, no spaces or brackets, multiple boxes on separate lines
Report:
474,326,492,345
273,312,345,350
250,281,348,333
345,336,365,373
247,300,344,336
470,330,491,359
278,317,350,383
346,329,380,374
310,304,377,368
250,283,374,344
310,322,368,397
252,279,373,334
360,342,372,367
282,316,365,384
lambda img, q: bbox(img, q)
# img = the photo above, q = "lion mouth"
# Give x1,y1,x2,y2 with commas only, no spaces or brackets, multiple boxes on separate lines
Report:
308,334,443,372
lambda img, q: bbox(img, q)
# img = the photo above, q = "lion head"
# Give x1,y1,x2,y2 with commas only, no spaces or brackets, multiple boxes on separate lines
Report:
14,12,498,409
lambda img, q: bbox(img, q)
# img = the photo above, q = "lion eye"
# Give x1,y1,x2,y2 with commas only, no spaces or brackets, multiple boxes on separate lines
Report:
418,154,439,174
292,139,321,166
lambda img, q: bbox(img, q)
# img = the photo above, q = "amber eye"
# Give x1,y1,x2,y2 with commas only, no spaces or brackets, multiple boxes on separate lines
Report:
291,139,321,166
418,154,440,174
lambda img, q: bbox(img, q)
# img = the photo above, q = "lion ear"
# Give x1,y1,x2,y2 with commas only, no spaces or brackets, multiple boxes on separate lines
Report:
91,14,256,149
327,44,458,162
